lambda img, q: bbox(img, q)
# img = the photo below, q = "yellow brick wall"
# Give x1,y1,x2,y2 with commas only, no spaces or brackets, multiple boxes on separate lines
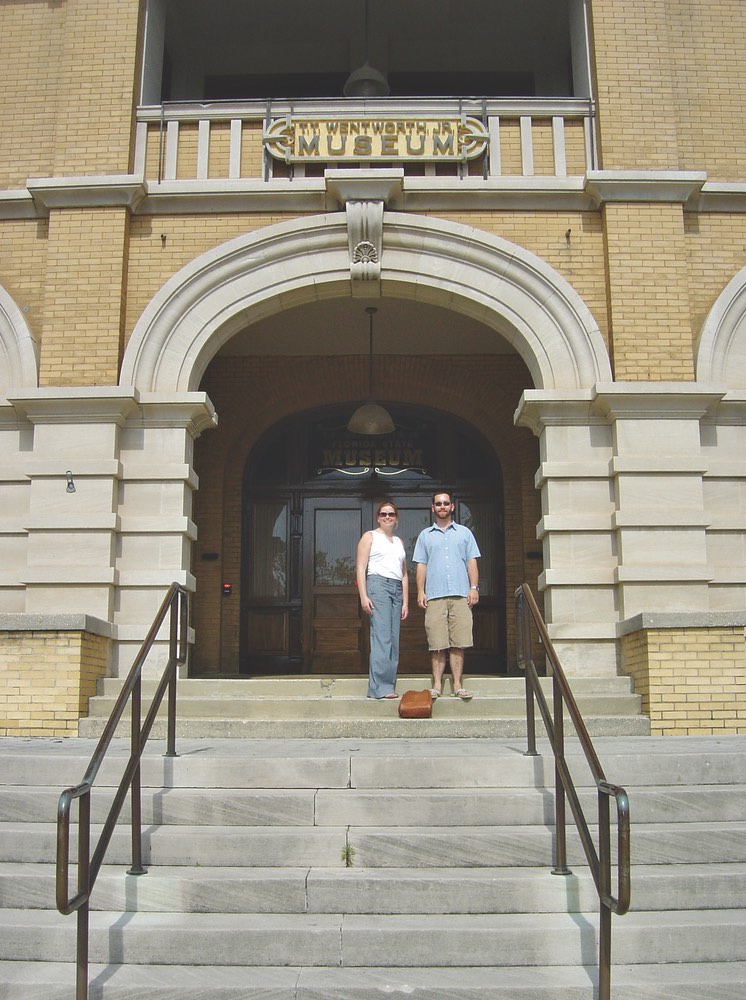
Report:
590,1,746,179
0,1,65,187
0,1,142,185
621,626,746,736
0,218,49,349
0,630,109,737
40,208,129,386
667,1,746,181
11,205,745,393
50,0,142,177
590,0,681,170
124,213,299,342
603,202,694,381
435,210,611,350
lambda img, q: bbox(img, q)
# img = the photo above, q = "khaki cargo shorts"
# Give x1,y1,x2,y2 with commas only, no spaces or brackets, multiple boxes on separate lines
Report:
424,596,473,650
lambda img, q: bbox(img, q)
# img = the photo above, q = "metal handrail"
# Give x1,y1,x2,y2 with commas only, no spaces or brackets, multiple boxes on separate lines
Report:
56,582,189,1000
515,583,630,1000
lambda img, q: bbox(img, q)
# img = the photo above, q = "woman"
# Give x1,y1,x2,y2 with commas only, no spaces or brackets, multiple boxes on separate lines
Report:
356,499,409,699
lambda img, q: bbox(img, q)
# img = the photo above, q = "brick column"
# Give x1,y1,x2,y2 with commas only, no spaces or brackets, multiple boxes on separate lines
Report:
39,207,129,387
602,201,694,381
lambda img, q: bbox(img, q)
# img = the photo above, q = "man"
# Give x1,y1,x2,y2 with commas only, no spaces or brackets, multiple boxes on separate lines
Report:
412,490,480,700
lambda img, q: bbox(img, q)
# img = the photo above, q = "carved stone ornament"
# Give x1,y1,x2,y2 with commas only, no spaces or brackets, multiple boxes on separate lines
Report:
346,200,383,283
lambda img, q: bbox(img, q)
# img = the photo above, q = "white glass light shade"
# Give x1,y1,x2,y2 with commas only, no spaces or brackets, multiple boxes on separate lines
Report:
346,401,395,436
343,63,390,97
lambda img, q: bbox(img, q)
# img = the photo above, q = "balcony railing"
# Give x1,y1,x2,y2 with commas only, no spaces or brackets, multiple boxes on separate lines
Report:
135,98,596,185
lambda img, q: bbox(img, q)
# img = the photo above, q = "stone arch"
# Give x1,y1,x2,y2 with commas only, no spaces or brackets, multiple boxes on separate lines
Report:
121,212,611,393
0,284,39,392
696,265,746,388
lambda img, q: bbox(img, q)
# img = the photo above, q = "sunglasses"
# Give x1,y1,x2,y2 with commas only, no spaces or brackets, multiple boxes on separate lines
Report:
379,512,396,518
433,501,453,507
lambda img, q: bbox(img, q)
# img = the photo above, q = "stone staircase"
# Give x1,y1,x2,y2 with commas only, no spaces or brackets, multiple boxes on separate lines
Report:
78,674,651,738
1,734,746,997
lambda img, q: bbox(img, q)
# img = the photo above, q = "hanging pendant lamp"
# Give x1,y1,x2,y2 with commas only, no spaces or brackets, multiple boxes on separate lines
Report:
347,307,395,436
343,0,390,98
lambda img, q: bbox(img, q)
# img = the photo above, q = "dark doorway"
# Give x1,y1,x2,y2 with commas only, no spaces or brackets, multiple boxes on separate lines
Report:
241,405,506,675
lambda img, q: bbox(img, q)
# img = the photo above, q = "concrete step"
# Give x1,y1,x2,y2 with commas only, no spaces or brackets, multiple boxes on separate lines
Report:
83,692,644,719
5,862,746,915
4,783,746,826
2,735,743,789
2,735,745,997
4,820,746,868
80,674,650,738
4,961,746,1000
96,675,639,697
2,908,746,967
78,714,652,738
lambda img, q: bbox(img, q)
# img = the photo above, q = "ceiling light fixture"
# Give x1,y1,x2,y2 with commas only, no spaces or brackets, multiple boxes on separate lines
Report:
343,0,390,98
347,307,395,436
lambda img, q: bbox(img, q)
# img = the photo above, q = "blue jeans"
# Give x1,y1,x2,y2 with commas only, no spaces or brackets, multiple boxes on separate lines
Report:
366,574,403,697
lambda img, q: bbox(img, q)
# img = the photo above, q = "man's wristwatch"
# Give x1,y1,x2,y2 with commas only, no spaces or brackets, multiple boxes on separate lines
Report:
469,585,479,590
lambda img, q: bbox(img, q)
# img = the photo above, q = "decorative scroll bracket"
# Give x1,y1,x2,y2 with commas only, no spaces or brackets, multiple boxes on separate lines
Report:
325,169,404,291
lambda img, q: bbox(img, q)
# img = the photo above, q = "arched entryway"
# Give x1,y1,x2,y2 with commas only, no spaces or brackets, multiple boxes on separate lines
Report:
241,404,506,676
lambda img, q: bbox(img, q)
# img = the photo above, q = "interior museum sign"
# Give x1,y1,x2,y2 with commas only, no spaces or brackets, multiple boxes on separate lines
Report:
264,116,490,162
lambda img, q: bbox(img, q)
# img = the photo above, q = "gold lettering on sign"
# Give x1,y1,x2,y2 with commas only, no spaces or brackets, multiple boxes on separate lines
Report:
264,117,489,163
320,444,425,469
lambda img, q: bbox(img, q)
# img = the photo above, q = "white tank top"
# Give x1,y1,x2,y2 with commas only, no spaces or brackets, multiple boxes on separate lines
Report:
366,530,405,581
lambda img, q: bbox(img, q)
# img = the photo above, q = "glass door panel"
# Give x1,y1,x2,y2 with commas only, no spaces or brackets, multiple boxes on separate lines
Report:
304,500,364,673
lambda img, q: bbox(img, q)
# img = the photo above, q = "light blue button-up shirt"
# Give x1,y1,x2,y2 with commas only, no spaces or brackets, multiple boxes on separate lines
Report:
412,521,480,599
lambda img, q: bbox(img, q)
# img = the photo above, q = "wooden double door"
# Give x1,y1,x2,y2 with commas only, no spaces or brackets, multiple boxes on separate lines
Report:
242,493,504,676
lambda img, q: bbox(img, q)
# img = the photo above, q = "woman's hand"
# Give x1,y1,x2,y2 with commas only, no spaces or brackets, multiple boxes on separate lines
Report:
401,603,409,621
360,595,374,616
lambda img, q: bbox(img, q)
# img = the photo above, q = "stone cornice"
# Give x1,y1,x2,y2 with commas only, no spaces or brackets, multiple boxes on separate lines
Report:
618,611,746,635
585,170,707,205
325,168,404,207
26,175,147,212
594,383,724,421
516,384,730,433
0,189,37,219
7,387,217,435
8,387,142,424
514,389,603,434
688,182,746,213
1,171,745,219
0,612,115,637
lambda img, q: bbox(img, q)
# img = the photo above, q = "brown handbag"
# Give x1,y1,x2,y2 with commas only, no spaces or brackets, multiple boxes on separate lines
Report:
398,689,433,719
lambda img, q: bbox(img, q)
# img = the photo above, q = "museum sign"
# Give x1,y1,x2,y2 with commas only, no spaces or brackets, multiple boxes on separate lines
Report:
264,116,490,163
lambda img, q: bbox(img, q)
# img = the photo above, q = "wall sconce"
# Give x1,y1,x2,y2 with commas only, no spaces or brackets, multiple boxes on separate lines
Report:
65,470,76,493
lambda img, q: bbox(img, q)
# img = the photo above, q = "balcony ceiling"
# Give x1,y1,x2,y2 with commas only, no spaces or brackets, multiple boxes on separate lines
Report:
162,0,573,102
217,298,519,357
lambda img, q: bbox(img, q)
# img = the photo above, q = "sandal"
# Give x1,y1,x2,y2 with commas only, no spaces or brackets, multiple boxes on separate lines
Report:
453,688,473,700
429,688,441,699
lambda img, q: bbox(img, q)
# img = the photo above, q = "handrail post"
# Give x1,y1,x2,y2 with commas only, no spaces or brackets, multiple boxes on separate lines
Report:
598,788,612,1000
75,791,91,1000
551,675,571,876
516,589,539,756
166,592,180,758
127,674,146,876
